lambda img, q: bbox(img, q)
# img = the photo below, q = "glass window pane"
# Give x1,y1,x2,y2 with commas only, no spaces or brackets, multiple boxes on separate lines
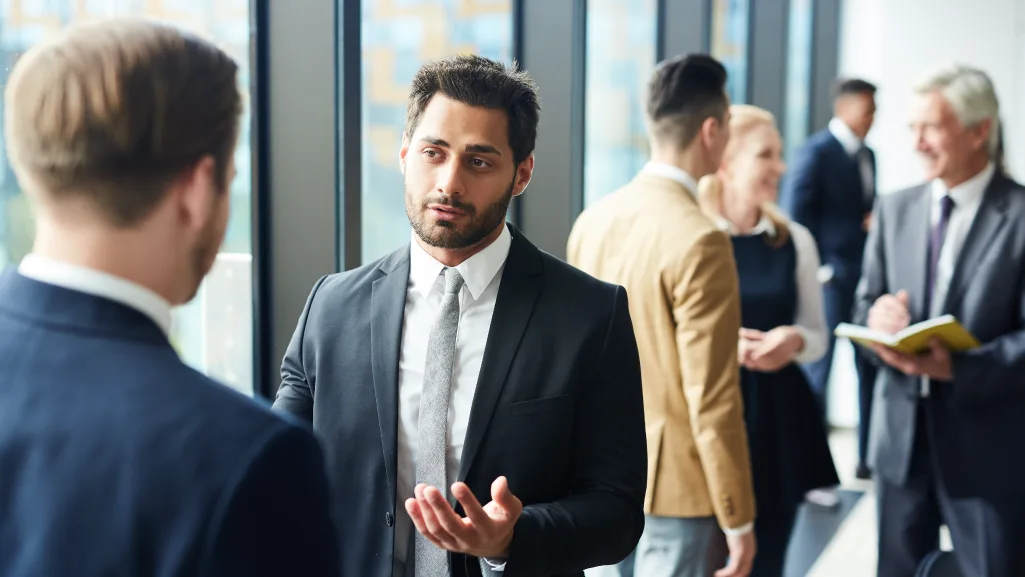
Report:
784,0,814,161
360,0,514,265
0,0,254,396
583,0,657,208
710,0,750,104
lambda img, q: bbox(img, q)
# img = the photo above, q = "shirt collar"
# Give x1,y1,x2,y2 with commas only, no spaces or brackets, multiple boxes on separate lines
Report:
642,161,699,196
409,223,512,300
931,162,995,207
18,254,173,336
828,117,863,156
716,214,776,237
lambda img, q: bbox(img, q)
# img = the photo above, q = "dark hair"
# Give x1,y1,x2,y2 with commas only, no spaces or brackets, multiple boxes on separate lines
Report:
833,78,877,99
645,53,729,148
405,54,541,165
995,119,1007,175
4,17,242,227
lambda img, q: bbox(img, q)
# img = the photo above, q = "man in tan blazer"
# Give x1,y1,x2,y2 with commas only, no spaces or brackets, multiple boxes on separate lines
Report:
568,54,755,577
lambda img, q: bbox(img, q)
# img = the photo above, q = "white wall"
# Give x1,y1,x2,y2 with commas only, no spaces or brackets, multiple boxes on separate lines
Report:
839,0,1025,193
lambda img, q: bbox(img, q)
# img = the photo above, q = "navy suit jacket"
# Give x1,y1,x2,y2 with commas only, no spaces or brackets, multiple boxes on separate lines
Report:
273,225,647,577
0,270,339,577
780,128,876,284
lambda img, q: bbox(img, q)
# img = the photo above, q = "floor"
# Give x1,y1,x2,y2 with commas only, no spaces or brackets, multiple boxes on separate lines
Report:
789,427,951,577
788,427,876,576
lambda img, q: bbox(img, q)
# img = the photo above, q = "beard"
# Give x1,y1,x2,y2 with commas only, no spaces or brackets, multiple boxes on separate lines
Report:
183,212,225,303
405,177,514,250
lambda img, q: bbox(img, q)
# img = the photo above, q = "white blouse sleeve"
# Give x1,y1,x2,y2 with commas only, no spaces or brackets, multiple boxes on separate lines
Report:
789,221,829,363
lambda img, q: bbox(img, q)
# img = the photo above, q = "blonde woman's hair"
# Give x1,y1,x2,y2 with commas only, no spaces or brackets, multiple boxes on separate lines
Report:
697,104,790,248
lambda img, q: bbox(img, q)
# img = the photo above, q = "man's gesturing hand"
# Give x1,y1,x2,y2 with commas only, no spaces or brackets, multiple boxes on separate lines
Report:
405,476,523,560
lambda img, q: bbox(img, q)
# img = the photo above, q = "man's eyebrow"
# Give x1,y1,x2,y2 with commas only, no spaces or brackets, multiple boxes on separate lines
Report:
420,136,450,148
419,137,502,156
465,143,502,156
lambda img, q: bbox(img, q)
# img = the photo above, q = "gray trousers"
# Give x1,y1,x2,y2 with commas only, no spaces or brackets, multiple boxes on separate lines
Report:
587,515,726,577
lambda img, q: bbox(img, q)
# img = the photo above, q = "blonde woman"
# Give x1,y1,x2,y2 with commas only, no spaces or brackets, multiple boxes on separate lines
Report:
697,105,838,577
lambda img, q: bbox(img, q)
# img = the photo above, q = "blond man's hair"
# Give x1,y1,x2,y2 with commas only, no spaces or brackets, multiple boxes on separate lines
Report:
4,17,243,227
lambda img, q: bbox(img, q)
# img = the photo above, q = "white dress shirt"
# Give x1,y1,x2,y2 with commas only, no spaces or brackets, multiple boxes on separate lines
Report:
828,117,875,202
642,161,698,195
920,163,994,397
716,216,829,364
928,162,994,318
17,254,173,336
393,225,512,576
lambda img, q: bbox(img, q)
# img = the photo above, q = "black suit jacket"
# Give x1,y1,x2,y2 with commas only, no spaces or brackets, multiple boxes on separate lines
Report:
854,172,1025,505
273,225,647,577
0,270,338,577
780,128,875,283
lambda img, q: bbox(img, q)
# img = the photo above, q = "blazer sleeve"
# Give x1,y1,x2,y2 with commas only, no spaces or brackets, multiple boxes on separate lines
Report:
671,230,755,530
951,261,1025,406
853,201,887,367
273,275,329,422
780,142,819,229
504,286,647,576
202,425,339,577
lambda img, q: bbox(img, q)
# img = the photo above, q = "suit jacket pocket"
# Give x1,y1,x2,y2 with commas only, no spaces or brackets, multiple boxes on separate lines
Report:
511,393,575,417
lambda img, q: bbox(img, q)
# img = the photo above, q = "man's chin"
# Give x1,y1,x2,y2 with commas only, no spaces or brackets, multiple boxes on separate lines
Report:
417,226,465,250
919,159,941,180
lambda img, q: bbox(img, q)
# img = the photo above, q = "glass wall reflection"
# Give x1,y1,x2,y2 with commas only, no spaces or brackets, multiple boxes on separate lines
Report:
583,0,657,208
359,0,513,264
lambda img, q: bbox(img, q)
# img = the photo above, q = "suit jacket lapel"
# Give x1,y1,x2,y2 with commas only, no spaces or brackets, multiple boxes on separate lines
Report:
457,226,543,483
370,247,410,506
943,175,1010,313
903,187,933,321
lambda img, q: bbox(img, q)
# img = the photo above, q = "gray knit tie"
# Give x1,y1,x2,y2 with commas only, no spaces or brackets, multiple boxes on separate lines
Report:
414,267,464,576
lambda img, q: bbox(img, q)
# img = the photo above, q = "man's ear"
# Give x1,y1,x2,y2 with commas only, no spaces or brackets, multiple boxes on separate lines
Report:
399,131,410,174
970,118,993,154
512,155,535,196
174,155,219,234
700,116,720,150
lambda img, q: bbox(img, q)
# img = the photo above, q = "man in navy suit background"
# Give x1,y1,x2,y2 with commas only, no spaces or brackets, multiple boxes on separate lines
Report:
0,18,338,577
779,78,879,480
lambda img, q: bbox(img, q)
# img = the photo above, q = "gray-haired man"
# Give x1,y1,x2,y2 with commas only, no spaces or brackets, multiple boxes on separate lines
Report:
854,64,1025,577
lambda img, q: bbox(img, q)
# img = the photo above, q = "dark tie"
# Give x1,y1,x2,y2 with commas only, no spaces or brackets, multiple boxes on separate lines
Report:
925,194,955,314
856,147,874,208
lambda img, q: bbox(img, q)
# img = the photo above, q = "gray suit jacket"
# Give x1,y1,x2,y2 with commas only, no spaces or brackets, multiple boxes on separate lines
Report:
854,171,1025,502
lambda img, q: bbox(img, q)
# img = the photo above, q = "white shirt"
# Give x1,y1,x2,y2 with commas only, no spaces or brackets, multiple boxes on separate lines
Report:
393,225,512,576
928,162,994,317
828,117,875,202
640,161,754,537
716,216,829,364
17,254,172,336
642,161,698,195
921,162,994,397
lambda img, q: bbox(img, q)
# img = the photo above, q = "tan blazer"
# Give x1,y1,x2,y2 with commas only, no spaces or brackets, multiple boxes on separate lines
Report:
567,172,755,529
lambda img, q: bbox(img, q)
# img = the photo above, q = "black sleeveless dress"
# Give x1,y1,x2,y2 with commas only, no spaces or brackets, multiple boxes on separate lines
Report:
731,231,839,577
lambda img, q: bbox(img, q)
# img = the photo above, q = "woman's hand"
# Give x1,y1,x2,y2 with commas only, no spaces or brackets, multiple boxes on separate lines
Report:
738,327,804,373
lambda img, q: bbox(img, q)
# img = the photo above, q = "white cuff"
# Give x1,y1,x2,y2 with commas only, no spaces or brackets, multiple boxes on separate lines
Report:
791,325,814,364
723,522,754,537
484,558,507,571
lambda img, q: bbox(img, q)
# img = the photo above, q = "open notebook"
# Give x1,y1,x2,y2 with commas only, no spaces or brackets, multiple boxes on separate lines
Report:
835,315,981,355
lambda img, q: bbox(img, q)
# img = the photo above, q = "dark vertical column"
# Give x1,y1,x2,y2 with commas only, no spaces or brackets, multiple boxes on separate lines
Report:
810,0,842,132
264,0,338,394
749,0,789,121
658,0,713,60
514,0,586,259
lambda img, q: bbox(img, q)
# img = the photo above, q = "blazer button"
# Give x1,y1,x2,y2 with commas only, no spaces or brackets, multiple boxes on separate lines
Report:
385,512,394,527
